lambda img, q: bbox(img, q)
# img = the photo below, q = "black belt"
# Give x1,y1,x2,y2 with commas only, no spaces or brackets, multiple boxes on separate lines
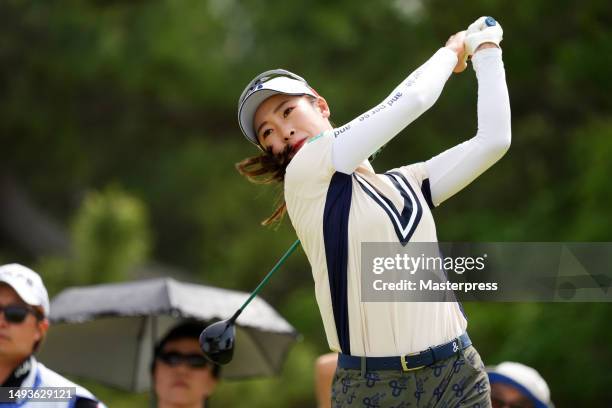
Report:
337,332,471,372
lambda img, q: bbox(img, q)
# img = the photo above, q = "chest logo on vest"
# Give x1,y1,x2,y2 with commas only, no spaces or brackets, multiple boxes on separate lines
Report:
354,171,423,245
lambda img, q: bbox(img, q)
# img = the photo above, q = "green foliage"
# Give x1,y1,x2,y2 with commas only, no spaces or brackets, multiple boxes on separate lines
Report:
70,186,151,283
465,302,612,406
35,186,151,294
3,0,612,406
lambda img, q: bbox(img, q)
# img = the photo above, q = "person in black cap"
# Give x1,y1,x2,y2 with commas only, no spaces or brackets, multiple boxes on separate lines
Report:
152,321,221,408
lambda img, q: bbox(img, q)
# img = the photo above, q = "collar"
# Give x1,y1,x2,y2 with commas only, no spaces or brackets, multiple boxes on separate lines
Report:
1,356,35,388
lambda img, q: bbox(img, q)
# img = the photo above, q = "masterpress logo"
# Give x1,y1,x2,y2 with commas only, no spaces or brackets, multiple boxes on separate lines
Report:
371,278,498,294
360,242,612,302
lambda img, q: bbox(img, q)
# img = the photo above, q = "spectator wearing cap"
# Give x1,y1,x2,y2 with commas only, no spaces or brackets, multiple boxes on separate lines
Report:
488,361,553,408
0,263,105,407
152,321,221,408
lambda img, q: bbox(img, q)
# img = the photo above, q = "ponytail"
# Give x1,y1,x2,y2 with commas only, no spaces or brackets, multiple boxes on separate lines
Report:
235,146,292,226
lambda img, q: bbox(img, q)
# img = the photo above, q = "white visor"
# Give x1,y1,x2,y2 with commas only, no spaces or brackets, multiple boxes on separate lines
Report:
238,76,317,148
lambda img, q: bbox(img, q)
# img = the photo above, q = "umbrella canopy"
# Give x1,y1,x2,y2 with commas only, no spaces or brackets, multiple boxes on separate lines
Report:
37,277,299,392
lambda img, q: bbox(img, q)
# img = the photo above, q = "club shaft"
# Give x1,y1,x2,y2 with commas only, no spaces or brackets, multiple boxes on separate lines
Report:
230,239,301,323
227,147,387,324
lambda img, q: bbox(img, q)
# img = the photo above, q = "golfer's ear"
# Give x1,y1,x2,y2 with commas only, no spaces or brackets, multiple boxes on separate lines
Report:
316,96,331,119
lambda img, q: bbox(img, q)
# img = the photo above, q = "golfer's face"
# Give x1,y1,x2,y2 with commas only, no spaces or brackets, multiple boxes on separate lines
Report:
0,284,45,361
254,94,331,156
154,338,217,406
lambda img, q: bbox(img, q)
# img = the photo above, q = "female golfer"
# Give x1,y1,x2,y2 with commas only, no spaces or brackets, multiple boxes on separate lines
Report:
237,17,509,407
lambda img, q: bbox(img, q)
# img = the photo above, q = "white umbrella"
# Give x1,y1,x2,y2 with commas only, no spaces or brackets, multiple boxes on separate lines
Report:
37,277,299,391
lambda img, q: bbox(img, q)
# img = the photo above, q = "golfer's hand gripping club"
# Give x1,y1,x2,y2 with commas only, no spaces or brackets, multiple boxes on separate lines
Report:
446,31,468,74
465,16,503,57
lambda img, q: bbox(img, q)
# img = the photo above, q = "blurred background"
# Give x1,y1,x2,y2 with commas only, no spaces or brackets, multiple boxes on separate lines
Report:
1,0,611,406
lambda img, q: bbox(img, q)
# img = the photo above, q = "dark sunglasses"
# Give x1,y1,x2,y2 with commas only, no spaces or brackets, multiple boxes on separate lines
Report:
157,351,209,368
0,304,43,324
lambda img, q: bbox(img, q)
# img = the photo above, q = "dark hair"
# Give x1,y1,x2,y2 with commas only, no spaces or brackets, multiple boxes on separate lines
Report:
152,321,221,379
235,146,292,226
236,94,319,227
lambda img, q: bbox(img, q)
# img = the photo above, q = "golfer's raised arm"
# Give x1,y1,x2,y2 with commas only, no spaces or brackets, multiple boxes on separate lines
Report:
331,44,460,175
425,46,511,207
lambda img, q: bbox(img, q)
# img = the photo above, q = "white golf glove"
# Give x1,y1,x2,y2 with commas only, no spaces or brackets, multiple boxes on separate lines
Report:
465,16,503,56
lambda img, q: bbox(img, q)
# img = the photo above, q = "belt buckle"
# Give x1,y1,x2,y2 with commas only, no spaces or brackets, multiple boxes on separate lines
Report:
400,351,425,372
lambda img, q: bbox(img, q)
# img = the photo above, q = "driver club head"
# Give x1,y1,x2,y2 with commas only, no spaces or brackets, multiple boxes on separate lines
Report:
199,319,236,365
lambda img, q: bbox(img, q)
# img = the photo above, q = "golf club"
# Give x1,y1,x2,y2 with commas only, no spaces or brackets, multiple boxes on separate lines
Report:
198,140,391,365
199,239,301,365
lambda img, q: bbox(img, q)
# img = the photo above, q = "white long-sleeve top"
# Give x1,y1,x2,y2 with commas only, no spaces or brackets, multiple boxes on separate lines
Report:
332,47,511,206
284,47,510,356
